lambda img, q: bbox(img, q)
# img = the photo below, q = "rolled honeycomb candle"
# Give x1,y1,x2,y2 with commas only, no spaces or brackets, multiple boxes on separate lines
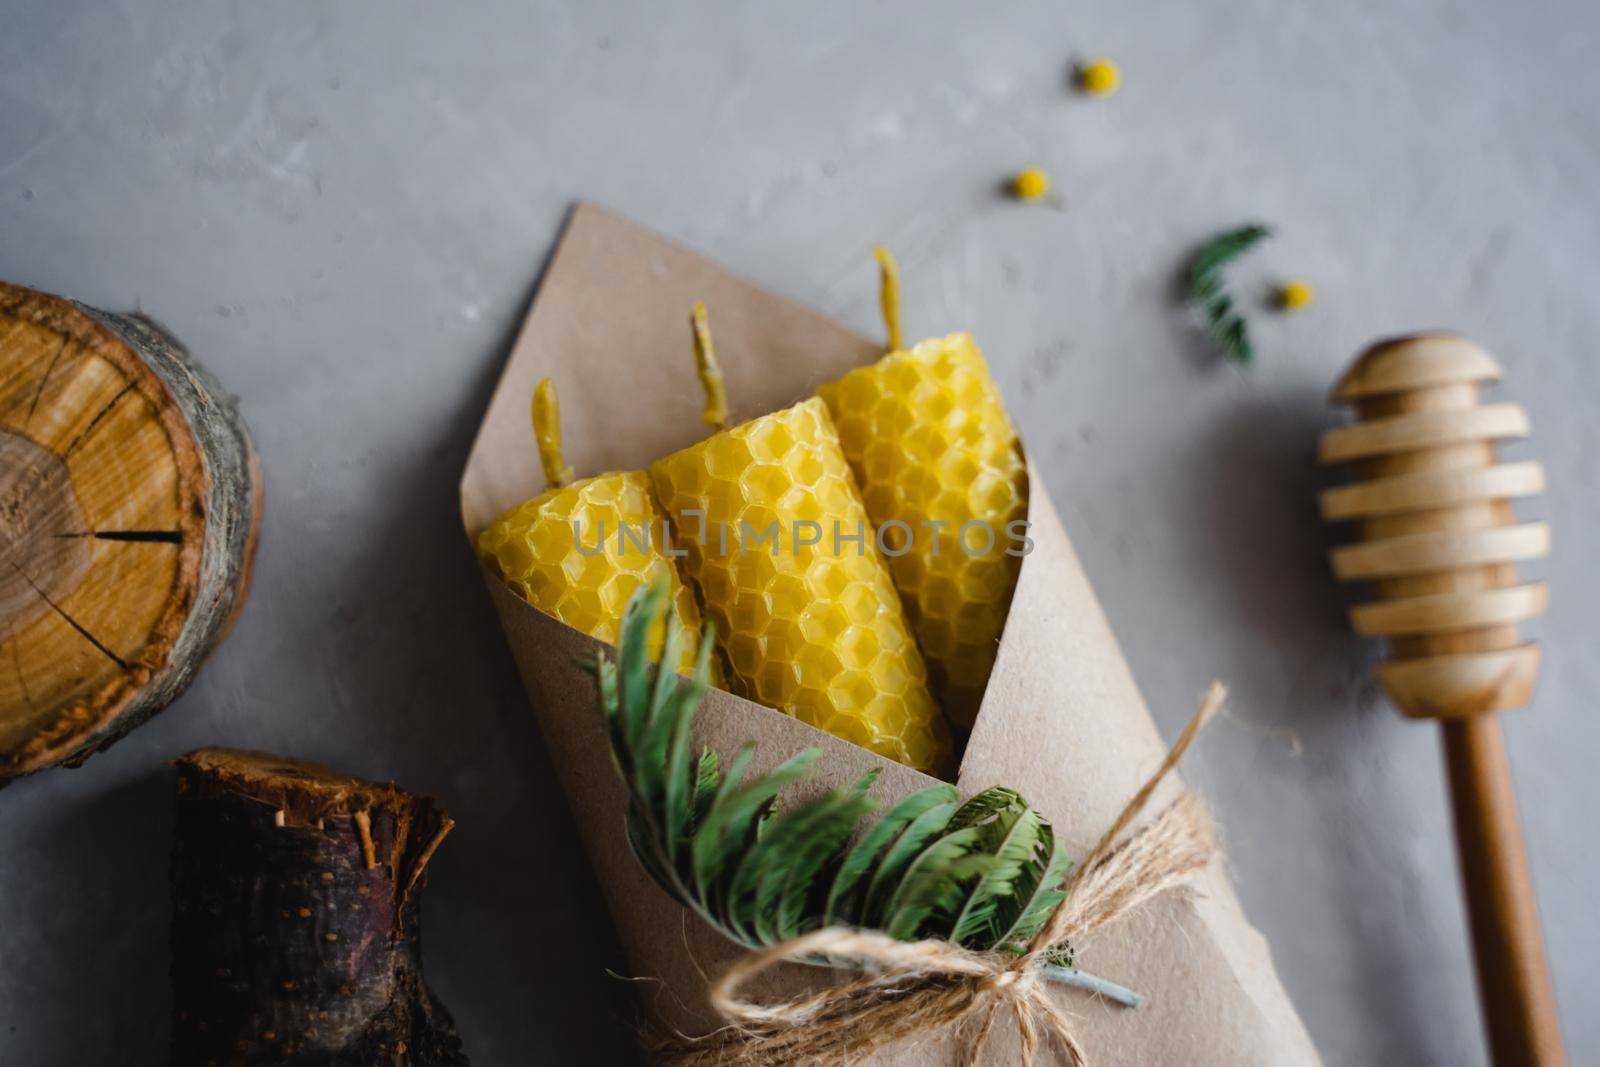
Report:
477,378,708,674
818,251,1027,730
650,307,950,774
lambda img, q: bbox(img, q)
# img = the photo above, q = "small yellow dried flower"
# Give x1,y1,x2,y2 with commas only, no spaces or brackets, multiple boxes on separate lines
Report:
1011,167,1051,201
1277,279,1315,311
1078,58,1120,96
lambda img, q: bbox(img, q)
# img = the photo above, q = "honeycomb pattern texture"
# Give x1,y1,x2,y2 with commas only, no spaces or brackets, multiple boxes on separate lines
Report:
819,333,1028,730
477,470,708,676
649,398,951,774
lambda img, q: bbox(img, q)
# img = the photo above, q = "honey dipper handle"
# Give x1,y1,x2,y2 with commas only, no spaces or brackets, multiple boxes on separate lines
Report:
1442,716,1565,1066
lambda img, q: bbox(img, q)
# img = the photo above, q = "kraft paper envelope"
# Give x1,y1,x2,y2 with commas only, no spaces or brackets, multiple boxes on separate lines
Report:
460,203,1318,1065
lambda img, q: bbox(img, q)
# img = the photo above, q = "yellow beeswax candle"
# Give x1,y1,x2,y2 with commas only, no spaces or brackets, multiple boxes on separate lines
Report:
650,308,950,774
818,250,1028,730
477,378,708,674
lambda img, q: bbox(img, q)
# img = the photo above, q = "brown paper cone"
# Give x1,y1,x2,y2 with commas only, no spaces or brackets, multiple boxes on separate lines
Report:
460,204,1319,1065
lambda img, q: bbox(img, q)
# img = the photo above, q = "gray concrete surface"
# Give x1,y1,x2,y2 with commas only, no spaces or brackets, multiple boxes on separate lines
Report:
2,2,1596,1063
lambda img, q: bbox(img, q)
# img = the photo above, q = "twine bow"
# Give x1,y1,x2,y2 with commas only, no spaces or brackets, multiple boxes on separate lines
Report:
655,683,1226,1067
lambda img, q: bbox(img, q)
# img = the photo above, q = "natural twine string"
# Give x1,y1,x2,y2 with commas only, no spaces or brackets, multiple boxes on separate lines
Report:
652,682,1228,1067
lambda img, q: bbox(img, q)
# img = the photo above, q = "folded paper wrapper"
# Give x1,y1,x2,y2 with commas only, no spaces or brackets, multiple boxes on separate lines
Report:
459,204,1319,1065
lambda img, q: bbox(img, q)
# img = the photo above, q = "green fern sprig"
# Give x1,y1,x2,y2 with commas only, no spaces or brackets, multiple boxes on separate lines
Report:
591,578,1077,962
1189,223,1271,365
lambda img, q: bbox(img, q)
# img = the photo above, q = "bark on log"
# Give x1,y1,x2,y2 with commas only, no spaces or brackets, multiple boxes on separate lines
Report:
171,748,467,1066
0,281,261,780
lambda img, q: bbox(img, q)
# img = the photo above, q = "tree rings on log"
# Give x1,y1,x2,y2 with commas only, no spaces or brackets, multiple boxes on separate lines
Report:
0,281,261,780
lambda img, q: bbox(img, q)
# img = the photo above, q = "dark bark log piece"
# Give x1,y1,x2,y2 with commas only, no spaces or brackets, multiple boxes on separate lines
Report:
172,748,467,1067
0,281,261,780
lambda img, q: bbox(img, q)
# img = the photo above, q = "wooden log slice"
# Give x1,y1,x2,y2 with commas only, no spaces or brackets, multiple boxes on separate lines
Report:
0,281,260,779
172,748,467,1066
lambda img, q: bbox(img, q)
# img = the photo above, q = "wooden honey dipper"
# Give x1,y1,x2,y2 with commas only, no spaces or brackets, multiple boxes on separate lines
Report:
1320,334,1564,1065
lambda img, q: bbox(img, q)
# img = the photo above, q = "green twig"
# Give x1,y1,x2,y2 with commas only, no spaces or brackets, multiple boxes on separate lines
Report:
1038,963,1144,1008
1188,224,1271,365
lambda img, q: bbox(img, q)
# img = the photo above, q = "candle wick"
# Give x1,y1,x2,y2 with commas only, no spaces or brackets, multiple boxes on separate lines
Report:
690,300,731,430
875,245,902,353
531,376,576,489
